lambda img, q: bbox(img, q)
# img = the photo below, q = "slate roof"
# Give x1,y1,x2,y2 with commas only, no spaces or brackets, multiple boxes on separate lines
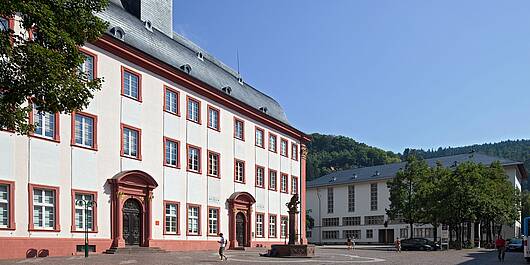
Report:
306,153,526,188
96,2,290,124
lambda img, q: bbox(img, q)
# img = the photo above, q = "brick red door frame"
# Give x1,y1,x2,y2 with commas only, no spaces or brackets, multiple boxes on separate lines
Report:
227,192,256,249
108,170,158,248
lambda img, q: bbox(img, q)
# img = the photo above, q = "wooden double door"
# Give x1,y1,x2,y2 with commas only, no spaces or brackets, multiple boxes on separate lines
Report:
123,199,141,245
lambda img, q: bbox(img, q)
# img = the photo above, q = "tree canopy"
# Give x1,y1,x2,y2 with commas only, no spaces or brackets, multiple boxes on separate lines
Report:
0,0,109,133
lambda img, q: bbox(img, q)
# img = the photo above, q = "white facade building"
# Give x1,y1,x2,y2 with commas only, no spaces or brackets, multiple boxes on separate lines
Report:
306,153,526,245
0,0,309,259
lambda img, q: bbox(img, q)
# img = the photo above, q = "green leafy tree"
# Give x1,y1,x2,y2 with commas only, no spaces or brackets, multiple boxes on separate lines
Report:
387,155,430,238
1,0,109,133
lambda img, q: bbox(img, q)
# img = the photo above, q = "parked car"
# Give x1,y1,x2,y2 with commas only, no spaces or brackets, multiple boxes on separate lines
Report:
506,238,523,252
401,238,441,251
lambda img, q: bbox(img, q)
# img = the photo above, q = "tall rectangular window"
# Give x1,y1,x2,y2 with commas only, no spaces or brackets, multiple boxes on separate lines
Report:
348,185,355,212
269,170,277,190
400,228,408,239
121,124,141,159
165,202,179,234
187,205,200,235
291,143,298,161
268,133,277,152
280,139,288,157
322,231,339,239
164,137,179,167
280,216,288,238
255,127,264,148
187,145,201,173
186,97,201,124
207,151,220,178
122,67,141,101
164,86,179,115
280,174,288,193
269,215,277,238
235,159,245,183
73,112,96,149
370,183,378,211
255,166,265,188
327,187,334,214
207,106,220,131
80,53,95,81
366,229,373,239
33,188,56,230
234,118,244,140
0,183,12,228
208,207,219,235
322,217,340,227
74,193,95,231
256,213,264,237
291,176,298,195
32,105,58,141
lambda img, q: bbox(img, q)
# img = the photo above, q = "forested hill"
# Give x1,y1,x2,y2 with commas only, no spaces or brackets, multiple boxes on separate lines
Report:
406,139,530,178
306,133,401,181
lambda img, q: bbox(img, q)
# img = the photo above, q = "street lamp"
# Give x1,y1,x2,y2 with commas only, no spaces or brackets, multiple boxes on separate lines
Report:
76,198,96,258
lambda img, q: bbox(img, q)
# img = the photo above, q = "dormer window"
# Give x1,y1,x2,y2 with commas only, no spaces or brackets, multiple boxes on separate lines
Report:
196,51,204,61
110,27,125,40
221,86,232,95
180,64,192,74
144,20,153,32
259,107,268,114
237,76,243,84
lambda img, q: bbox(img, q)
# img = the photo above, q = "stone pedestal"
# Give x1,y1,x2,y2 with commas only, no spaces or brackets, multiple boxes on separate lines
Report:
270,244,315,257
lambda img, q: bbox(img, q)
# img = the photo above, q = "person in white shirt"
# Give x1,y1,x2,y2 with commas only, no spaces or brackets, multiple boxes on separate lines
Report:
218,233,228,261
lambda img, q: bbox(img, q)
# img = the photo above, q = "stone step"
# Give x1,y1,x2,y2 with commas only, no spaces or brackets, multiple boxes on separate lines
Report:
104,247,167,254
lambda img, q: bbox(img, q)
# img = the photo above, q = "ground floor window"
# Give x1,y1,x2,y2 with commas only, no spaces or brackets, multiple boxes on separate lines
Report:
32,187,57,230
400,228,408,239
366,229,373,239
74,192,96,231
164,202,179,234
343,230,361,240
322,230,339,239
280,216,288,238
256,213,264,237
208,207,219,235
269,215,277,238
0,182,12,228
187,205,201,235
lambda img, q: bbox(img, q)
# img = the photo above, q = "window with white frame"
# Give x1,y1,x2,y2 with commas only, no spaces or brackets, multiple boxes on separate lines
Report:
256,214,264,237
281,216,288,238
122,126,139,158
74,113,95,148
280,174,288,193
234,118,244,140
342,216,361,226
322,230,339,239
322,217,339,227
370,183,378,211
122,69,140,100
164,88,178,114
255,128,264,147
187,98,200,123
280,139,288,156
292,143,298,160
269,215,277,237
364,215,384,225
0,184,10,228
33,188,56,229
291,176,298,194
327,187,334,213
343,230,361,240
268,134,277,152
366,229,373,239
164,138,179,167
256,166,265,188
208,208,219,235
32,106,56,140
269,170,277,190
187,146,201,172
207,107,219,130
74,193,94,231
208,151,219,177
80,53,95,81
187,205,200,235
235,160,245,183
165,203,178,234
348,185,355,212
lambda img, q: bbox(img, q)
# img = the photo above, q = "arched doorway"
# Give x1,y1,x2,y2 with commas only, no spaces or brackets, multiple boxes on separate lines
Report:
108,170,158,248
227,192,256,249
123,199,142,245
236,212,246,247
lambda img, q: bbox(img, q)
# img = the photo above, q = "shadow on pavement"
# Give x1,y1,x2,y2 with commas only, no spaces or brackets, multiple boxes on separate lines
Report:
457,249,525,265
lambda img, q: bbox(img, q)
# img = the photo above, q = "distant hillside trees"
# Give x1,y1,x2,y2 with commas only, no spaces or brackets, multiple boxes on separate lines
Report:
306,133,401,181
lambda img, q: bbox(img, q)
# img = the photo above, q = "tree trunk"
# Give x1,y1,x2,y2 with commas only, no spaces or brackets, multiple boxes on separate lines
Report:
433,224,439,243
466,222,472,247
409,222,414,239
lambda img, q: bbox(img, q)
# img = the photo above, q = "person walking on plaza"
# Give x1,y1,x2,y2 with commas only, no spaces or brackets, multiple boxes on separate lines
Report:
395,237,401,253
495,235,506,262
218,233,228,261
347,236,353,250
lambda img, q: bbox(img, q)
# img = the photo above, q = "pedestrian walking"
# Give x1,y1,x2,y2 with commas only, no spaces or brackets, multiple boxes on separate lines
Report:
495,235,506,262
395,237,401,253
347,236,353,250
218,233,228,261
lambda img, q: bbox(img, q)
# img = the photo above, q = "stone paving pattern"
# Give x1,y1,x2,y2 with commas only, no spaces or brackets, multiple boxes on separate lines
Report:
0,246,526,265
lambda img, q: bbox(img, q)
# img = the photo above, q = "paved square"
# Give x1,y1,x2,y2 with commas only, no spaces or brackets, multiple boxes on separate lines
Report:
0,247,526,265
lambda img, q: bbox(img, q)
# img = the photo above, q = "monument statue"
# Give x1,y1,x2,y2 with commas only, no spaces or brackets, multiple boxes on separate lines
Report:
286,194,300,245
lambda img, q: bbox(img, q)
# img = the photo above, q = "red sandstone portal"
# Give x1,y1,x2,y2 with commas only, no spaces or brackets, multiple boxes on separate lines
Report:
227,192,256,249
108,170,158,248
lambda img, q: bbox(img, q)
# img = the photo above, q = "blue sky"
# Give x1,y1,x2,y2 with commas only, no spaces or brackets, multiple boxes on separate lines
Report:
172,0,530,153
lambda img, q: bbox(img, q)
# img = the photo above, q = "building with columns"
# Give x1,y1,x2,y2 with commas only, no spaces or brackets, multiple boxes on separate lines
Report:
306,153,526,245
0,0,309,259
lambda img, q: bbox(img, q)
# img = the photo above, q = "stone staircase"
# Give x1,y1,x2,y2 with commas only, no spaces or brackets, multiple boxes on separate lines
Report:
104,246,167,254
